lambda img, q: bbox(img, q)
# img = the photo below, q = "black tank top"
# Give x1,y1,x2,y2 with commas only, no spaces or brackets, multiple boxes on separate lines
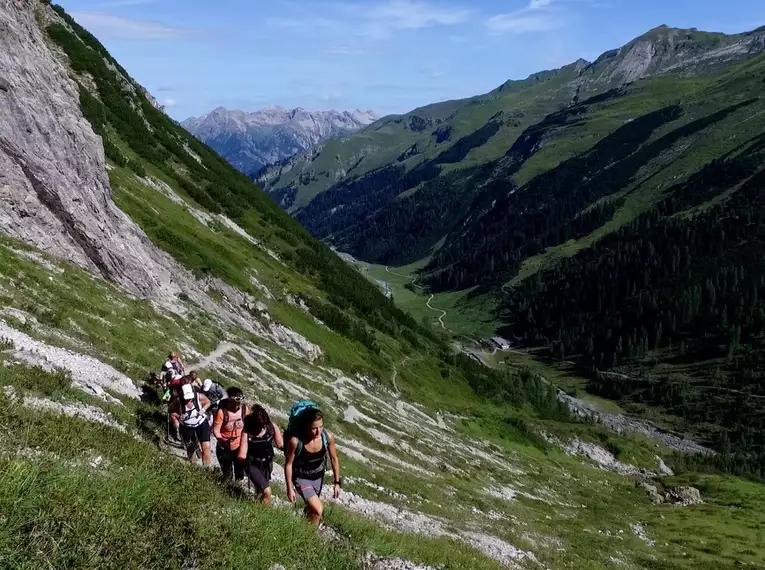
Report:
294,437,326,479
246,424,275,462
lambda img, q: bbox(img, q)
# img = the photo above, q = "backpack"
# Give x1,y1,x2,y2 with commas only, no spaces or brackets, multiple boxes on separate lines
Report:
180,395,203,425
283,400,328,456
221,402,248,428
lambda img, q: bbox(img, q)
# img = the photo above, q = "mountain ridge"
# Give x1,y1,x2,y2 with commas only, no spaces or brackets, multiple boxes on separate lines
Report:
182,105,377,174
257,24,765,215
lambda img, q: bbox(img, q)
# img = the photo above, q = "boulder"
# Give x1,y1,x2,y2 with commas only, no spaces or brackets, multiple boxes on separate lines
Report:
665,486,703,506
637,481,664,504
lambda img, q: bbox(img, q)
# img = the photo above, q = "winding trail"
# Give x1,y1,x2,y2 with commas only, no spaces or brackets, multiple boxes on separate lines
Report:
385,266,449,332
426,294,448,330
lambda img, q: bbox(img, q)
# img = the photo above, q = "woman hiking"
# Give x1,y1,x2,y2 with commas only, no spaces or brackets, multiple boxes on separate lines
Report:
212,387,248,484
237,404,283,504
169,384,212,466
284,408,342,525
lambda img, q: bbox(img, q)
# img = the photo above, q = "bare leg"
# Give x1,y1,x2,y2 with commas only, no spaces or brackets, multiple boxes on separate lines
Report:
304,496,323,526
169,416,180,441
200,442,212,466
262,486,272,506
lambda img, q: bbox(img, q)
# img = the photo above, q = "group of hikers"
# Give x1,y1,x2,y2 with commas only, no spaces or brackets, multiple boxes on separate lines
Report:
157,351,342,525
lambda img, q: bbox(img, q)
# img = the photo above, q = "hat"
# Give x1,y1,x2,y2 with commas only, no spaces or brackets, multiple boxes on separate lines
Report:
202,378,212,391
181,384,194,401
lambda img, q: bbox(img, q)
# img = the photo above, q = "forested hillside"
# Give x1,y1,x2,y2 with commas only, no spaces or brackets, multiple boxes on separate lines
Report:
256,23,765,472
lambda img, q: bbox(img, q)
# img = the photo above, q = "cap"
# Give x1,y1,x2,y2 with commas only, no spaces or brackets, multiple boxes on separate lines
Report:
181,384,194,401
202,378,212,391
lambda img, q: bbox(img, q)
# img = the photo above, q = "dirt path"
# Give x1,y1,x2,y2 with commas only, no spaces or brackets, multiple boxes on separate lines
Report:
426,294,448,330
385,266,449,331
186,341,238,372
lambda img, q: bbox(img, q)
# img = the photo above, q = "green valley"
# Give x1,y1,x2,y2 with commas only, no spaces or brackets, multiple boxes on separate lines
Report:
0,2,764,569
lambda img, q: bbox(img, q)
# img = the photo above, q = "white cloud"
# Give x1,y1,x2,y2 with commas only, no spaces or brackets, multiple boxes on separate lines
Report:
268,0,471,41
370,0,471,30
161,98,177,107
486,12,561,34
485,0,562,35
70,12,198,41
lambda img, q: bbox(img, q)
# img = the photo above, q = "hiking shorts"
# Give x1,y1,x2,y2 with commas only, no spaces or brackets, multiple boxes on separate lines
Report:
294,476,323,501
180,420,210,447
247,460,274,491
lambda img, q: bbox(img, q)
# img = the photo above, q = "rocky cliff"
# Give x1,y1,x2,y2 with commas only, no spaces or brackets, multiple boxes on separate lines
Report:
0,0,180,304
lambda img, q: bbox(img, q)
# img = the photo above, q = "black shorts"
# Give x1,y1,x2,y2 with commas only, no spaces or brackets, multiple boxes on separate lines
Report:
247,460,274,491
180,421,210,447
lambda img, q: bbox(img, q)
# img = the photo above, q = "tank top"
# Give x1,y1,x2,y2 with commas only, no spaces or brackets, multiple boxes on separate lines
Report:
246,424,275,463
217,405,247,449
294,436,326,479
180,395,205,427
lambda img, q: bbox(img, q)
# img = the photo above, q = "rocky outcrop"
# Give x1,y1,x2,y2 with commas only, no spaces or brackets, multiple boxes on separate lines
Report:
0,0,182,305
557,390,712,455
637,482,703,506
665,486,703,506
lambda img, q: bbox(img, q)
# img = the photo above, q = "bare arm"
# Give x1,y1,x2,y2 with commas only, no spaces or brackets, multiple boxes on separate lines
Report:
284,437,298,502
328,432,341,485
237,431,248,462
272,423,284,449
212,409,223,440
199,393,211,412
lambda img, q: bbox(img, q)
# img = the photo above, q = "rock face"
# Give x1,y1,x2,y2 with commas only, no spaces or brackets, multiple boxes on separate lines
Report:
182,106,377,174
0,0,181,304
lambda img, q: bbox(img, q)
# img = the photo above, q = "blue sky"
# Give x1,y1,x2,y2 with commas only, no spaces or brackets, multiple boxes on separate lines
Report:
56,0,765,120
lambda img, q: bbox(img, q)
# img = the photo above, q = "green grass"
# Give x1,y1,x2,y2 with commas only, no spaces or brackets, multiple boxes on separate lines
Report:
364,261,499,339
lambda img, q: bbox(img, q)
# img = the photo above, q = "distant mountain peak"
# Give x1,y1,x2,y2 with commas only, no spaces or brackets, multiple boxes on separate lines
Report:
182,105,378,174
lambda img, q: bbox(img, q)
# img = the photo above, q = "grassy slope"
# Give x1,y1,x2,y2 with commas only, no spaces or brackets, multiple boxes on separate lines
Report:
1,223,764,569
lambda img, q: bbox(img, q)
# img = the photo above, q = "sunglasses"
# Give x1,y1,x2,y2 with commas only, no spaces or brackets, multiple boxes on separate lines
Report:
231,396,244,402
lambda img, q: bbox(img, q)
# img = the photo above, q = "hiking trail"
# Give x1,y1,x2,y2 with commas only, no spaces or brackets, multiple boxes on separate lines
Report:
385,267,449,331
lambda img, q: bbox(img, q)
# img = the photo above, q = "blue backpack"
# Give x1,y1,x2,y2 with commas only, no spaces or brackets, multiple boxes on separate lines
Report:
284,400,328,455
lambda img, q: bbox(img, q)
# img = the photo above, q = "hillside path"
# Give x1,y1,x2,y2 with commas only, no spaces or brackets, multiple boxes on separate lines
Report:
385,266,449,331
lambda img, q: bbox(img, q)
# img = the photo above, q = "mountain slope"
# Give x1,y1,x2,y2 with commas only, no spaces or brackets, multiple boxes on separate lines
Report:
183,106,377,175
1,3,764,569
258,25,765,215
258,23,765,468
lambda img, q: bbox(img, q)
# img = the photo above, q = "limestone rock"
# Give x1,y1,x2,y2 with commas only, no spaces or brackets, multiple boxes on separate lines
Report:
0,0,182,306
637,481,665,504
665,486,703,506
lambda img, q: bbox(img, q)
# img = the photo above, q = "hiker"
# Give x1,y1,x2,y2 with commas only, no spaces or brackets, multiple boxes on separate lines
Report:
162,374,189,444
169,383,212,466
202,377,226,422
162,351,185,383
187,370,203,390
212,387,248,483
284,403,342,525
237,404,283,504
